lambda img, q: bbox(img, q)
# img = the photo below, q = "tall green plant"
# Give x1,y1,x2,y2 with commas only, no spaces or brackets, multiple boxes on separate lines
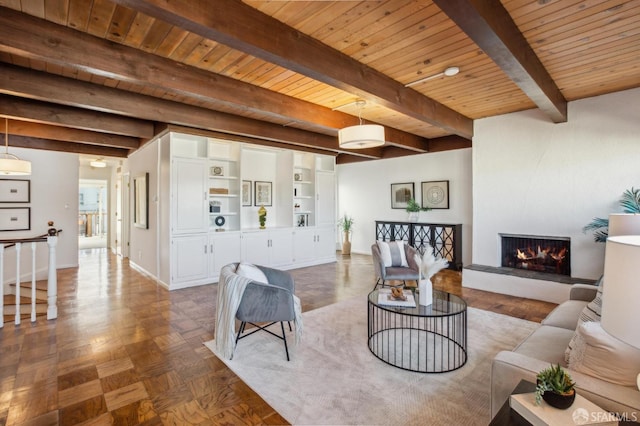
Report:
583,187,640,242
338,214,354,233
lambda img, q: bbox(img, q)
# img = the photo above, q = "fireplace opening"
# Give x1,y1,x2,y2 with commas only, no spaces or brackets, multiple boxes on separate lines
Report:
500,234,571,276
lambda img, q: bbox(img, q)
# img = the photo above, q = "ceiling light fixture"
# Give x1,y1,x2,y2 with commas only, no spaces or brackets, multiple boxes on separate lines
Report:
90,158,107,168
404,66,460,88
338,100,385,149
0,117,31,176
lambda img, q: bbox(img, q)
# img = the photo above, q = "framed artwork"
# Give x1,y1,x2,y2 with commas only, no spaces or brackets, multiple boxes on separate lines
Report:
0,179,30,203
133,173,149,229
422,180,449,209
0,207,30,231
390,182,414,209
242,180,252,206
254,181,272,206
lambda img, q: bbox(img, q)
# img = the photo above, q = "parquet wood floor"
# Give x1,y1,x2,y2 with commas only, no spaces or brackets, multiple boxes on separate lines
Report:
0,250,557,425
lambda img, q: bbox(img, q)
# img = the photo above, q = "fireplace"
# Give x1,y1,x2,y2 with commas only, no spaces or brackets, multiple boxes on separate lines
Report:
500,234,571,276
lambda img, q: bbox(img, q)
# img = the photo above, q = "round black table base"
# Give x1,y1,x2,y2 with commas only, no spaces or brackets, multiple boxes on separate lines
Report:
368,290,467,373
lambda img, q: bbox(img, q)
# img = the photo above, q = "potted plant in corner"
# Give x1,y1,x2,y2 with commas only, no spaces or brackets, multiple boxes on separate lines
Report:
583,187,640,242
406,198,430,222
535,364,576,409
338,214,354,255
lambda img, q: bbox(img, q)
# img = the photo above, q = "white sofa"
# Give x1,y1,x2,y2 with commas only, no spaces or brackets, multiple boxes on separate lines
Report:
490,283,640,418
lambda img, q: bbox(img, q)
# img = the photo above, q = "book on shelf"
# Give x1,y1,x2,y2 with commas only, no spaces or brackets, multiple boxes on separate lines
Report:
509,392,618,426
377,288,416,308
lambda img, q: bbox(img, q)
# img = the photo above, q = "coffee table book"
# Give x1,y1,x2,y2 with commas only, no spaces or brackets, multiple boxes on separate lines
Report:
509,392,617,426
377,289,416,308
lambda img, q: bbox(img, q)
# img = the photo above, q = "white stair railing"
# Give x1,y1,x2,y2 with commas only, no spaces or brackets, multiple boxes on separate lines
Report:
0,228,60,328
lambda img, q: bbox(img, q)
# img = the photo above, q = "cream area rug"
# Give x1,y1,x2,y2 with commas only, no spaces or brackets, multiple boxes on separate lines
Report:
204,296,538,426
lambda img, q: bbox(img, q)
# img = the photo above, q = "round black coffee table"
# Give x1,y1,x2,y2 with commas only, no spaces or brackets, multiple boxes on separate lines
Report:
367,288,467,373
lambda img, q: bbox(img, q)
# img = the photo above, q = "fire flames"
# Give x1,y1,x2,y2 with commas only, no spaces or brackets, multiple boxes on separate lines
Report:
515,246,567,273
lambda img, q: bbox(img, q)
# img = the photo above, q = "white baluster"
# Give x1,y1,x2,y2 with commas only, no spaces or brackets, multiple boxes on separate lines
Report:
47,236,58,320
31,242,36,322
15,242,21,325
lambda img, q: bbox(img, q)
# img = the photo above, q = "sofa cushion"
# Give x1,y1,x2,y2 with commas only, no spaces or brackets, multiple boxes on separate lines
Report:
568,321,640,387
376,241,408,267
236,262,268,284
542,300,589,330
514,326,575,366
565,282,604,362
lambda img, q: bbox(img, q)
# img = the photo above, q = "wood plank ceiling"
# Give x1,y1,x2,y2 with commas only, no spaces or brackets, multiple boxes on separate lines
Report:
0,0,638,163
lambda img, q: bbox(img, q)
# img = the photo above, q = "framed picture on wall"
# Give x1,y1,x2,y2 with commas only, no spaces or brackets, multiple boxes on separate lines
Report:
390,182,414,209
0,179,30,203
421,180,449,209
254,181,272,206
242,180,252,206
133,173,149,229
0,207,30,231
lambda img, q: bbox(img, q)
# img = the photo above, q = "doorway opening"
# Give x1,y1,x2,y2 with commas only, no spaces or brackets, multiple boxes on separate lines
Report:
79,179,108,249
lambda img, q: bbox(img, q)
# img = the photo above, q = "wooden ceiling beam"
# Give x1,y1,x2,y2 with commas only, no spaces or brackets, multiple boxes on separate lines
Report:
433,0,567,123
0,6,426,152
427,135,473,152
0,95,153,138
0,64,380,159
8,135,130,158
0,118,140,150
110,0,474,139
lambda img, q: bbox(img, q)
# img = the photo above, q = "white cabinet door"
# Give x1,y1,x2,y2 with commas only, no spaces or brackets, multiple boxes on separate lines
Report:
316,171,336,227
210,232,241,280
269,229,293,267
315,226,337,260
172,158,208,234
241,229,292,267
292,228,316,264
241,231,271,265
171,234,208,284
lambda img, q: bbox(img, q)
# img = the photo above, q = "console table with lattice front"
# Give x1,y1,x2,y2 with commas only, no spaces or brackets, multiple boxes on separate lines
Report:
375,221,462,270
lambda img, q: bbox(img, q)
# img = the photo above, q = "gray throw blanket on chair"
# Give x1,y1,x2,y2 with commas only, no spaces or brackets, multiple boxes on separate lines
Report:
215,264,303,360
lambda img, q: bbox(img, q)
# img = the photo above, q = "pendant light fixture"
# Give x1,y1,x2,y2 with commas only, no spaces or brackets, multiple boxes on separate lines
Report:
0,118,31,176
338,100,385,149
90,158,107,168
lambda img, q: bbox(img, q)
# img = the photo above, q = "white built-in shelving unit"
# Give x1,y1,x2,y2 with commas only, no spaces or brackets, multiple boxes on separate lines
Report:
157,131,337,290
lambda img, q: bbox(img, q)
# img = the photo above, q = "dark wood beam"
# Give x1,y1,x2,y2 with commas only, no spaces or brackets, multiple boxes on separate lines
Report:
336,135,472,165
427,135,473,152
0,95,153,138
9,135,129,157
158,124,340,157
0,6,426,150
0,64,379,159
0,118,140,150
110,0,474,139
433,0,567,123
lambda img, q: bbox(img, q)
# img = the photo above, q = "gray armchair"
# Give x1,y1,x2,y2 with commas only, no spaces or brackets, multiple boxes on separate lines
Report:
371,242,420,290
231,263,297,361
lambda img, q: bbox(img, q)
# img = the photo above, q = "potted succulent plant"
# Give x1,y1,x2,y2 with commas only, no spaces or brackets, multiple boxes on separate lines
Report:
405,198,430,222
337,214,354,255
535,364,576,409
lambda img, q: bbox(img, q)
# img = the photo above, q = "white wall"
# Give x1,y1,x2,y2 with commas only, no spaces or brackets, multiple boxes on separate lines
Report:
1,148,78,285
472,88,640,280
336,149,473,264
126,142,159,278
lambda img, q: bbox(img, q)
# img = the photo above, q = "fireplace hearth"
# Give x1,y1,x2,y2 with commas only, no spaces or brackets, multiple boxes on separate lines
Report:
500,233,571,276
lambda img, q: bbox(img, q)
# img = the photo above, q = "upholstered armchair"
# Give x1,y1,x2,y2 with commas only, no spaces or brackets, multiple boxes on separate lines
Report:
371,242,420,289
217,262,300,361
